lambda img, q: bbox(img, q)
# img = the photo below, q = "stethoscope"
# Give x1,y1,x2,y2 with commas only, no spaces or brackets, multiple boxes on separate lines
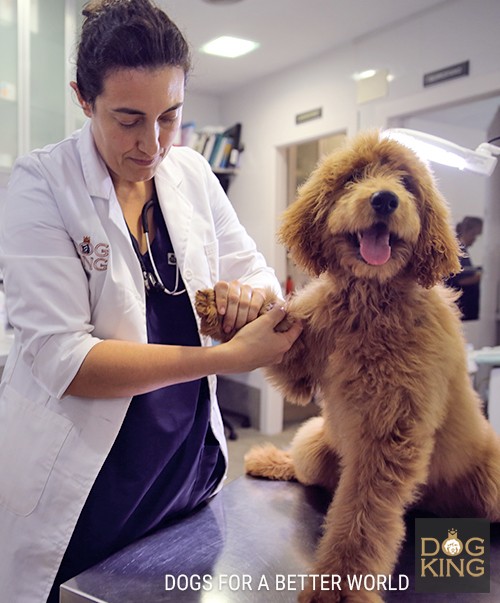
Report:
135,198,186,296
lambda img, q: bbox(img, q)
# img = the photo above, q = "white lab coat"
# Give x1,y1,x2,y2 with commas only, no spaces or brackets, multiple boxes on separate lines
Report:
0,121,281,603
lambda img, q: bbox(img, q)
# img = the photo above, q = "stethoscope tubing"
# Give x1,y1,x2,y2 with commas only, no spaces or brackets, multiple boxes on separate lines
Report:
140,199,186,296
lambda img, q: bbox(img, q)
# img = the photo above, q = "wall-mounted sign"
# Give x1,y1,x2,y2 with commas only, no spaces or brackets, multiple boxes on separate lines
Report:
296,107,322,125
423,61,469,87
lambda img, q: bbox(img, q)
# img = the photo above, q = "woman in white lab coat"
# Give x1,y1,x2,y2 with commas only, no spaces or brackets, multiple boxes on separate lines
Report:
0,2,302,602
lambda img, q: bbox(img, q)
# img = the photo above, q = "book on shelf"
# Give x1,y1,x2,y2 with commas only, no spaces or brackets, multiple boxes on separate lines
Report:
181,122,243,172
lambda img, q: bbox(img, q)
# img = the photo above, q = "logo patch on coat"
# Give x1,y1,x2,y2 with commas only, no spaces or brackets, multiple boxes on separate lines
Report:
77,236,109,271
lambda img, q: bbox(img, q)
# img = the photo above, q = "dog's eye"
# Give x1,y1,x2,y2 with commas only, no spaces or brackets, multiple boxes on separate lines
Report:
402,176,416,194
344,168,364,185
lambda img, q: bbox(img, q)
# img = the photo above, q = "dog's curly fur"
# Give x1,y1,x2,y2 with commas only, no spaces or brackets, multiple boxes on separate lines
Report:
196,131,500,603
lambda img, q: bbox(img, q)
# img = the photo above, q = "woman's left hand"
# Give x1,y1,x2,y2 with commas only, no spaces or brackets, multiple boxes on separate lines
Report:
213,280,267,334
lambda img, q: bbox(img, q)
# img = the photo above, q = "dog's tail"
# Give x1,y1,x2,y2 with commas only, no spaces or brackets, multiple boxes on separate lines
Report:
244,444,297,481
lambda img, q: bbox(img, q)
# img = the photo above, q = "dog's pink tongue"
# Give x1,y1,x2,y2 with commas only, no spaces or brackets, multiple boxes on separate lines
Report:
358,225,391,265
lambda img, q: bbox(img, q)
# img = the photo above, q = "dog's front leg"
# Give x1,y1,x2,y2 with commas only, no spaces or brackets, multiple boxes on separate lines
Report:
264,333,317,406
298,433,433,603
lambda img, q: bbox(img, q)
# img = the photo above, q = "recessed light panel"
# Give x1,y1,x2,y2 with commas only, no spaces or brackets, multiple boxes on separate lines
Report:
200,36,259,58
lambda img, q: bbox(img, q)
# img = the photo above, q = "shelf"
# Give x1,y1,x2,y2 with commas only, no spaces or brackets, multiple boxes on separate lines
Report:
213,168,239,175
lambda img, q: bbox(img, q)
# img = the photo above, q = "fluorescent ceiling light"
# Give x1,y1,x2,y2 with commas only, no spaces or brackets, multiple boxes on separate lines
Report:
384,128,500,176
200,36,259,58
354,69,377,81
353,69,394,83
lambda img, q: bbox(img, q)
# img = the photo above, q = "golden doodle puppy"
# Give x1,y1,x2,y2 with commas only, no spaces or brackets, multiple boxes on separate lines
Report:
195,130,500,602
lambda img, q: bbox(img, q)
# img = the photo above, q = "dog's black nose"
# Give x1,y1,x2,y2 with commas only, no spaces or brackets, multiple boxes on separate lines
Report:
371,190,399,215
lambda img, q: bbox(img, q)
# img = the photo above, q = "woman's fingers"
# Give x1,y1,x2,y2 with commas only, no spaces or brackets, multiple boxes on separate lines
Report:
214,281,267,334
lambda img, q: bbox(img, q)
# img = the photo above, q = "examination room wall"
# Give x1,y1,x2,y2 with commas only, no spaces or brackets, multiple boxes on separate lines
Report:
219,0,500,270
218,0,500,347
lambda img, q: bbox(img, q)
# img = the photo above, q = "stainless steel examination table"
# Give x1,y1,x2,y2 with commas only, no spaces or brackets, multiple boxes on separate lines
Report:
61,476,500,602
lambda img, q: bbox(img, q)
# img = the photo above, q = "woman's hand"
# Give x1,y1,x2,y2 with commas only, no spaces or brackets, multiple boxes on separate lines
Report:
219,305,303,373
213,280,267,334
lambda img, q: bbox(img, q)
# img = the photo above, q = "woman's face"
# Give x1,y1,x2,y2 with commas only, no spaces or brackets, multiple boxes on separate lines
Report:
462,227,482,247
73,66,185,186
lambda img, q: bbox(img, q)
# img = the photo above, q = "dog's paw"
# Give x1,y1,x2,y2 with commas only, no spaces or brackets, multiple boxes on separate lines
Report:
195,288,229,342
244,444,296,481
195,287,286,341
274,311,296,333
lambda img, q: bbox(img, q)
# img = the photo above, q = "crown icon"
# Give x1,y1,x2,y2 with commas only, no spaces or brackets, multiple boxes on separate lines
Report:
448,529,457,538
83,236,90,243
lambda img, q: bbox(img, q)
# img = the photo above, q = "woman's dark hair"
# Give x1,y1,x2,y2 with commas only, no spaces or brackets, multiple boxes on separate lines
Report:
76,0,191,105
456,216,483,237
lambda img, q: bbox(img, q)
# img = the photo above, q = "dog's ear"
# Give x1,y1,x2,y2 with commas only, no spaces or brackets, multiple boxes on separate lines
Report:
411,175,461,288
279,162,334,275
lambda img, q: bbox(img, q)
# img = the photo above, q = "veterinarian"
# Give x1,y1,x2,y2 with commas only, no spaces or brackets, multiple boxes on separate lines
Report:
446,216,483,320
0,2,302,602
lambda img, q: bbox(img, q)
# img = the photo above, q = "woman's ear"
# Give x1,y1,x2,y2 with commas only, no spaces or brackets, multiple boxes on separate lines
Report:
70,81,92,118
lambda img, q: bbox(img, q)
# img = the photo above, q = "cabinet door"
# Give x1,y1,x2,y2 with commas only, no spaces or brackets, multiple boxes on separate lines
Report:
0,0,18,171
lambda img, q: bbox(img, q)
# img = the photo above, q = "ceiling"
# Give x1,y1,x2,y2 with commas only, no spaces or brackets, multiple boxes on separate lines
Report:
160,0,451,96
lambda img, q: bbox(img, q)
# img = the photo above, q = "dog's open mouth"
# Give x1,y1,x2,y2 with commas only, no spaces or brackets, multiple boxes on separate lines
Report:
356,222,392,266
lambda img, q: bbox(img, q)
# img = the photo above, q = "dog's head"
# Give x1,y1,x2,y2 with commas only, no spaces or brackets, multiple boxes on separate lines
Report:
280,130,461,288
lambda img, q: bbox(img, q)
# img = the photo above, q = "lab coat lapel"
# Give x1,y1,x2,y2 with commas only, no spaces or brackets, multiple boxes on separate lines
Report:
77,120,146,299
154,160,193,275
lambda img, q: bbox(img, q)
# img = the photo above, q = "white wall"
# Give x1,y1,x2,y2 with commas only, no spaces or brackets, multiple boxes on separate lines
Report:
182,91,222,130
220,0,500,283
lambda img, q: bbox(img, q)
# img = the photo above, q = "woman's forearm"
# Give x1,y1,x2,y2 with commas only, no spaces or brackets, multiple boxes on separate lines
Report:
64,340,224,398
64,306,302,399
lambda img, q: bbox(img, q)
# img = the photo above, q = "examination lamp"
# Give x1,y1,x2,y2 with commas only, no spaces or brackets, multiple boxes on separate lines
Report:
384,128,500,176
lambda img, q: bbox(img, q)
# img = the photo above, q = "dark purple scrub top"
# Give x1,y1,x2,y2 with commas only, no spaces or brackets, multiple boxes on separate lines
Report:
50,201,226,595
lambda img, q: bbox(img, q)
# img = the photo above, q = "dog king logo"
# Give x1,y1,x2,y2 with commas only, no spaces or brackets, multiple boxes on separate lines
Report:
415,518,490,593
78,235,109,272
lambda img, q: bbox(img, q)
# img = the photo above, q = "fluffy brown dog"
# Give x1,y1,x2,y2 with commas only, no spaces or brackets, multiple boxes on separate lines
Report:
196,130,500,602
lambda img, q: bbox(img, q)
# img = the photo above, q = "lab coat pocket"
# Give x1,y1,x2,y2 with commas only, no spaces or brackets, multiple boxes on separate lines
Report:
204,240,219,283
0,384,73,516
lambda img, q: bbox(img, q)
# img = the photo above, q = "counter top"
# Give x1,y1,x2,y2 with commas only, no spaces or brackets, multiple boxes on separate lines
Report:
470,346,500,365
60,476,500,602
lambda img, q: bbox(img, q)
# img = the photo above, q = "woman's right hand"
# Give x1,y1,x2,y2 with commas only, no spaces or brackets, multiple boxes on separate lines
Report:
219,305,303,373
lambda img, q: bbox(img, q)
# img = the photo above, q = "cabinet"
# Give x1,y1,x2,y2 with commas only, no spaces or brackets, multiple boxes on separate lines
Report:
0,0,83,177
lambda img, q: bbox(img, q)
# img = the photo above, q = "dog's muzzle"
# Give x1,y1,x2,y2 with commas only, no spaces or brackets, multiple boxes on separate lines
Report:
371,190,399,216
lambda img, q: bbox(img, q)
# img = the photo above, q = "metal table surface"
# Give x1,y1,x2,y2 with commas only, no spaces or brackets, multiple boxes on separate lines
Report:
60,476,500,602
